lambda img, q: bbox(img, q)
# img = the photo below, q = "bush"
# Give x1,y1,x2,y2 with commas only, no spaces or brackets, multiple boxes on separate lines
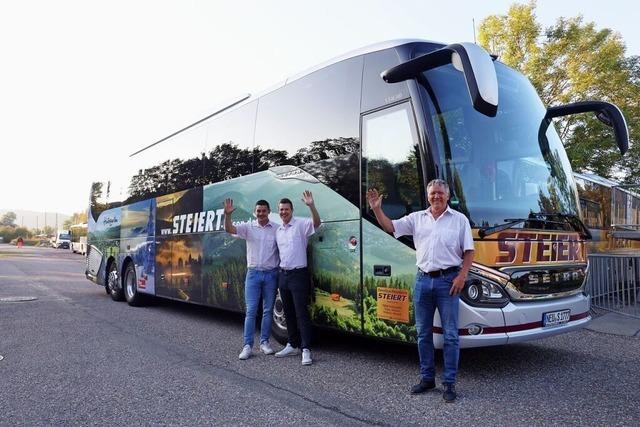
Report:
10,238,39,246
1,226,33,245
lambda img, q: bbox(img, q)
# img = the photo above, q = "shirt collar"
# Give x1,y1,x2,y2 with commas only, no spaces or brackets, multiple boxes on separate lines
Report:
251,220,274,228
425,205,452,218
279,216,297,229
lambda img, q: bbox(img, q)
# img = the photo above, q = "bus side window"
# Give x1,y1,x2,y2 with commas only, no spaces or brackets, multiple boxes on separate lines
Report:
254,56,362,207
89,181,109,222
126,123,206,204
580,198,603,229
204,100,258,183
363,102,423,221
361,48,411,113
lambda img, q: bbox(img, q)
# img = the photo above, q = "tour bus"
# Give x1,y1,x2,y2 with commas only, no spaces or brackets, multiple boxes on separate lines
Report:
86,39,629,348
70,223,88,255
574,172,640,254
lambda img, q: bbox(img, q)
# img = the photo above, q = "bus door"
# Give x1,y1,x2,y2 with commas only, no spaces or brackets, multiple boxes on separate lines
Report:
361,102,425,341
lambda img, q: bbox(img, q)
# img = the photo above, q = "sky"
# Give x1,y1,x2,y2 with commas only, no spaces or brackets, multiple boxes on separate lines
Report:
1,0,638,215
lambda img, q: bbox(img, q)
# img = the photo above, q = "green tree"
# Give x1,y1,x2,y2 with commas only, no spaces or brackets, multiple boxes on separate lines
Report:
478,2,540,71
0,225,31,242
63,211,88,229
0,211,17,227
478,1,640,184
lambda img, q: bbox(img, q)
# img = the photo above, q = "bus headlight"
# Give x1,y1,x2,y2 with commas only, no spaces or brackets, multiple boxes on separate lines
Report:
462,275,509,308
467,283,480,300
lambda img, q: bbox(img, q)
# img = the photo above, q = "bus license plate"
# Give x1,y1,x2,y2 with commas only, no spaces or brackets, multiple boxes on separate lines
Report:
543,309,571,327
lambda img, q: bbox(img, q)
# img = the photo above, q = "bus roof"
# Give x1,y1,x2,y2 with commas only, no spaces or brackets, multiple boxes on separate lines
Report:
132,38,442,157
574,172,620,188
575,172,640,197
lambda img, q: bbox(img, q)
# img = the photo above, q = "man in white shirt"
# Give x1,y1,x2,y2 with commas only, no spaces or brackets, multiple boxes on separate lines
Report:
367,179,474,402
273,190,321,366
224,199,279,360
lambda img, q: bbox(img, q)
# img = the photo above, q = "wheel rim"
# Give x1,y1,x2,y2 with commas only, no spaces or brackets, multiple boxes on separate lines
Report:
272,289,287,332
125,268,135,299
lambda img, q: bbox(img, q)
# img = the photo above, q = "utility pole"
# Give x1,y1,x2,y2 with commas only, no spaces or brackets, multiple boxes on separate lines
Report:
473,18,476,44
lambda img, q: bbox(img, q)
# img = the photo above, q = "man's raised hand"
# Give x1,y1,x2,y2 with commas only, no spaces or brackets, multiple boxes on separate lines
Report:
223,198,235,215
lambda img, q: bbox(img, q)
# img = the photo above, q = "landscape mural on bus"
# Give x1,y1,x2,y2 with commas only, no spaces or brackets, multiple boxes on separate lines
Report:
120,198,156,295
200,166,362,316
88,165,422,342
87,204,121,281
155,188,205,303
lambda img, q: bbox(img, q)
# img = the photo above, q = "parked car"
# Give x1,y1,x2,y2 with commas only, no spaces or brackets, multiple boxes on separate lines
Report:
51,231,71,249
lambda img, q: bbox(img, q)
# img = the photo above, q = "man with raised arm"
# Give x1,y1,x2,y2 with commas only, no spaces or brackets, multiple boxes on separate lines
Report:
223,198,279,360
274,190,321,366
366,179,474,403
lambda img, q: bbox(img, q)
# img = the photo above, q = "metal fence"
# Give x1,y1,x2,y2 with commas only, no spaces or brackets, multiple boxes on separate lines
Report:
585,253,640,318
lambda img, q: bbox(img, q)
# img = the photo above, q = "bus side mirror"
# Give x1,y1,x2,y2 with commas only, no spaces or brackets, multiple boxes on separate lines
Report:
381,42,499,117
545,101,629,155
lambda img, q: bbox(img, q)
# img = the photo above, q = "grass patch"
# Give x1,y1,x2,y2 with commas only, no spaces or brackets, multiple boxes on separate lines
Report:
314,289,357,317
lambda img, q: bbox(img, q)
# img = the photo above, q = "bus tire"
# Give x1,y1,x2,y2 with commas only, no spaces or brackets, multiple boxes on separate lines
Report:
124,262,145,306
107,261,124,301
271,289,289,345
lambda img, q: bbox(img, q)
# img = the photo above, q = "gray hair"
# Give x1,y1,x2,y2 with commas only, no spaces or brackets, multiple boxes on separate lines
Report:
426,179,450,196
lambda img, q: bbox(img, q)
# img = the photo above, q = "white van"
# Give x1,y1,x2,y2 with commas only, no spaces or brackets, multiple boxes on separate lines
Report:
52,230,71,249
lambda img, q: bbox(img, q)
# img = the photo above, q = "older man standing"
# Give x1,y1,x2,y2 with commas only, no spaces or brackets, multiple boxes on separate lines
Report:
367,179,474,402
274,190,321,366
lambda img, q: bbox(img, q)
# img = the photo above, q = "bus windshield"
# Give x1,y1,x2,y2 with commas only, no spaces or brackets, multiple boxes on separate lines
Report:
420,62,579,228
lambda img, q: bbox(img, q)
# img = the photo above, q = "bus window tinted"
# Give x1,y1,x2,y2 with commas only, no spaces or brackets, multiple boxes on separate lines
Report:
363,102,423,219
204,100,258,182
254,57,362,158
255,56,363,205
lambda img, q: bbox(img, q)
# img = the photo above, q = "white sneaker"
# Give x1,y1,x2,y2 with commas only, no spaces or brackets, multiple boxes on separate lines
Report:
275,343,299,357
260,341,275,355
238,345,252,360
301,348,312,366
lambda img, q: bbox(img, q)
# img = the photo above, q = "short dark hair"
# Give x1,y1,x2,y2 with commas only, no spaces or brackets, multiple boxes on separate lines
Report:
279,198,293,209
255,199,270,210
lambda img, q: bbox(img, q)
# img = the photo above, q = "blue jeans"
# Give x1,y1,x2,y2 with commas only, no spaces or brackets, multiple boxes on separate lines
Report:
414,269,460,384
243,268,278,347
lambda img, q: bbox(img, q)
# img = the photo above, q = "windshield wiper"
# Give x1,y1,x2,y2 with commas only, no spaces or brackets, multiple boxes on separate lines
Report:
478,213,591,239
478,218,528,238
537,213,592,240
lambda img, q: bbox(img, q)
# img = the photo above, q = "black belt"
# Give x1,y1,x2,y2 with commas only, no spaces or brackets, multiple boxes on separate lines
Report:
280,267,307,274
418,266,459,278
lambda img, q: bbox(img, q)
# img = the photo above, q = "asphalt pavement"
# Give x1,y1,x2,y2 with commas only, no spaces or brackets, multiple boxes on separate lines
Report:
1,244,639,426
587,311,640,337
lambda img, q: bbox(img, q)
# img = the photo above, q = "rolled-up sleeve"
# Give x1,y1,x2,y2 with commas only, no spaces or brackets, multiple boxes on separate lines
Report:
234,223,248,240
460,217,474,251
303,217,316,238
392,214,414,238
